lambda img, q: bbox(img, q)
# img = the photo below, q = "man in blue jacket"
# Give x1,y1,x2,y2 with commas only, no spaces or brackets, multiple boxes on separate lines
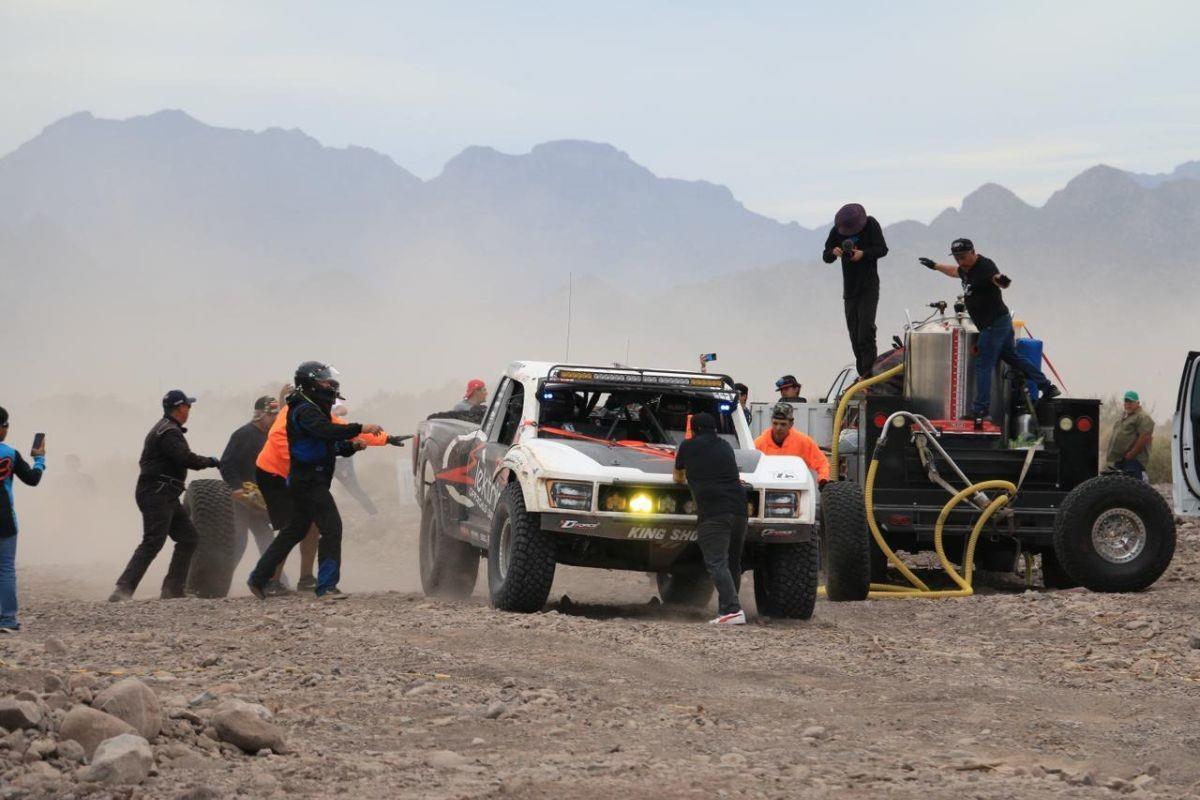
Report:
248,363,383,600
0,406,46,632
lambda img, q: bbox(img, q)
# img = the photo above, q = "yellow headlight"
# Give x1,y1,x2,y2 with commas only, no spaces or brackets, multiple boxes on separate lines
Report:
629,494,654,514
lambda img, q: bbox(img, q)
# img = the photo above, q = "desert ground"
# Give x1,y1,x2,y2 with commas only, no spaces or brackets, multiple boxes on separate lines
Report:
2,493,1199,799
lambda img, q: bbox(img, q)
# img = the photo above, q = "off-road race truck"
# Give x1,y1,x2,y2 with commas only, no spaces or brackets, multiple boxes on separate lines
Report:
413,362,820,616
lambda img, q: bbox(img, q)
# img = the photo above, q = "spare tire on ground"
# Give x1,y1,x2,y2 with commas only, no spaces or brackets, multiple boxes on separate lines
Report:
184,479,239,598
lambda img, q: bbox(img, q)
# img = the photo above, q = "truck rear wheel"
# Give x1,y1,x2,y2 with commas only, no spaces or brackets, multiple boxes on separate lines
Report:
821,481,872,601
1053,475,1175,592
419,493,479,598
754,541,819,619
184,479,238,598
656,573,714,607
487,483,556,613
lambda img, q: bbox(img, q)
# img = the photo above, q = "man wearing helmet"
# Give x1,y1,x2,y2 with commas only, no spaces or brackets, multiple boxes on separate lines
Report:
247,362,384,600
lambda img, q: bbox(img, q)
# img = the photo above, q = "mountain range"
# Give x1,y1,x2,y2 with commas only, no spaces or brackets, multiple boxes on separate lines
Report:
2,110,1196,416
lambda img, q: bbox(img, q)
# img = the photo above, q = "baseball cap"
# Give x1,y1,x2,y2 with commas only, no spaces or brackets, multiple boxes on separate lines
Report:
771,402,795,421
253,395,279,412
464,379,486,398
1124,390,1140,402
775,374,800,391
691,411,717,432
950,238,975,255
162,389,196,410
0,406,8,427
835,203,867,236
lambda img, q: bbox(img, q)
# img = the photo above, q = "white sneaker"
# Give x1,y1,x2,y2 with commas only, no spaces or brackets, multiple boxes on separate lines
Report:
709,609,746,625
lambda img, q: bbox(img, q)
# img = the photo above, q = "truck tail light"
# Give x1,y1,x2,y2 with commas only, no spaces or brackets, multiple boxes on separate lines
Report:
1076,416,1094,433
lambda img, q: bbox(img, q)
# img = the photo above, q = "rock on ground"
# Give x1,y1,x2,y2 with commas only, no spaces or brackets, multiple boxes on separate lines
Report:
59,704,137,759
83,732,153,785
211,701,287,754
94,676,162,738
0,698,43,730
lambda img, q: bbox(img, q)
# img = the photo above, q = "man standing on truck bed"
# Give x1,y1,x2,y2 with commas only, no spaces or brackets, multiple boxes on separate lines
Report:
754,403,830,486
248,362,384,600
1107,390,1155,481
673,412,748,626
454,380,488,414
823,203,889,378
110,390,221,602
920,239,1059,423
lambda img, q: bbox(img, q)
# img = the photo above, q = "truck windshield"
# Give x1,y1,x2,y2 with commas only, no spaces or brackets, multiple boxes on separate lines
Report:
537,385,738,447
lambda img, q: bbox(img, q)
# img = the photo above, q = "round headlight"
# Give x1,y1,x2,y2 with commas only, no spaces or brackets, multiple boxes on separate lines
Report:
657,495,677,514
629,494,653,514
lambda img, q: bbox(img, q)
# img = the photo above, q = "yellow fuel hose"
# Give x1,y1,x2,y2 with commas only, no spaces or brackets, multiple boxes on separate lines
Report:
830,364,904,468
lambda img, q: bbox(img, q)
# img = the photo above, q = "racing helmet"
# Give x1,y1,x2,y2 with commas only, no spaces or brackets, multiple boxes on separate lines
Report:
294,361,343,403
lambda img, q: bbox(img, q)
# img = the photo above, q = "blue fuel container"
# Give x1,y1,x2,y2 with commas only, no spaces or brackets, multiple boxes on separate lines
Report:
1015,337,1044,401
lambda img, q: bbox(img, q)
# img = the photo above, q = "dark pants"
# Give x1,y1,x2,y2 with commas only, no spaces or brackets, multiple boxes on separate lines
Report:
972,313,1051,416
116,487,198,597
232,504,276,566
696,513,747,615
844,287,879,377
1114,459,1148,482
250,482,342,595
256,467,294,531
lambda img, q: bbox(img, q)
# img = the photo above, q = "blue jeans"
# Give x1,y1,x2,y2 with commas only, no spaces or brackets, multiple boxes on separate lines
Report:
1114,459,1148,482
0,535,17,629
973,313,1051,416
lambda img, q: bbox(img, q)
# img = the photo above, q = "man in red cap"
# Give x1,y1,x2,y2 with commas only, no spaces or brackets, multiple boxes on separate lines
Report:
454,380,488,414
822,203,889,378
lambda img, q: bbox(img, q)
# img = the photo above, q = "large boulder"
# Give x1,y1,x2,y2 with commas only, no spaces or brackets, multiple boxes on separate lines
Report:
82,733,152,785
0,698,43,730
211,701,286,754
59,705,136,759
94,678,161,739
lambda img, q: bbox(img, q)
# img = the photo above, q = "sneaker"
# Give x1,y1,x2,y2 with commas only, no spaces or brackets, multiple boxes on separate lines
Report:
263,580,289,597
317,587,349,601
246,579,267,600
296,576,317,593
709,609,746,625
0,626,19,634
1039,385,1062,403
160,587,185,600
107,587,133,603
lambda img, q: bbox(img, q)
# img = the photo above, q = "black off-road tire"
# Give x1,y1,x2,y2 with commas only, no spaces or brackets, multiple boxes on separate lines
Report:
419,493,479,598
184,479,238,598
656,573,715,608
1039,549,1079,590
821,481,872,601
1053,475,1175,593
755,540,819,619
487,483,556,613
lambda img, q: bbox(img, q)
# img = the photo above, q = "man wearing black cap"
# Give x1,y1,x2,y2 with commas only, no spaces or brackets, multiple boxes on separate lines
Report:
110,390,222,601
822,203,889,377
775,375,808,403
920,240,1059,421
673,412,748,625
218,395,287,594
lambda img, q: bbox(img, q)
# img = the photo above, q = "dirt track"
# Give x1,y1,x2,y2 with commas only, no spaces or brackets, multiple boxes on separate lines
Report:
3,506,1200,799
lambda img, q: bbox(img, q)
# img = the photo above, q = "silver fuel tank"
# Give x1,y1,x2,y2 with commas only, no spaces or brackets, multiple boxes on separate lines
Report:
903,312,1003,420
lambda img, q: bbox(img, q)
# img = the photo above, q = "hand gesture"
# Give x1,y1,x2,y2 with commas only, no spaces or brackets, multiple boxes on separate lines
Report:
995,274,1012,288
850,249,864,262
352,440,368,452
31,437,46,458
918,257,936,269
831,246,843,258
361,423,384,436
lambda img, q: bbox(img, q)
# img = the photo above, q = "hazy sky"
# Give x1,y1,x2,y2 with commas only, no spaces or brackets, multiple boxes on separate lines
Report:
3,1,1198,226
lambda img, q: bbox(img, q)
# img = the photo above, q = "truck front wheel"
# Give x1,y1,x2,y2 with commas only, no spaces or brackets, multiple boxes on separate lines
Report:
487,483,556,613
1053,475,1175,593
419,493,479,598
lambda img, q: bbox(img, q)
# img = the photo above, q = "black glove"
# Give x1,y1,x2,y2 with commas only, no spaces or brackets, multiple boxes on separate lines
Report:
918,257,936,269
996,273,1012,288
387,435,412,447
207,457,221,468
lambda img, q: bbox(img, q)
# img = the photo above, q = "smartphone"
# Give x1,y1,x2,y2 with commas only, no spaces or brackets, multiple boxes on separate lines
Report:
700,353,718,363
31,433,45,454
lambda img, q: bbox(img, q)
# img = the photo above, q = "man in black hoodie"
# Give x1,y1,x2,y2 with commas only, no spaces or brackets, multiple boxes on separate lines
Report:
110,390,221,601
247,363,383,600
822,203,889,377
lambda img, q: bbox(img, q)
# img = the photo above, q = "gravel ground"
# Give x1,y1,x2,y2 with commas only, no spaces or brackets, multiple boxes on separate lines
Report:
2,506,1199,799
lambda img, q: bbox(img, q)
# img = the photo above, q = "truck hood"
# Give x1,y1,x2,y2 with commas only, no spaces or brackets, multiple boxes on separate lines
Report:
514,439,812,491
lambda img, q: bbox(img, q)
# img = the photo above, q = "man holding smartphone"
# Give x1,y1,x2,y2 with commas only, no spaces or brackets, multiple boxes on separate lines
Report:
0,406,46,632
